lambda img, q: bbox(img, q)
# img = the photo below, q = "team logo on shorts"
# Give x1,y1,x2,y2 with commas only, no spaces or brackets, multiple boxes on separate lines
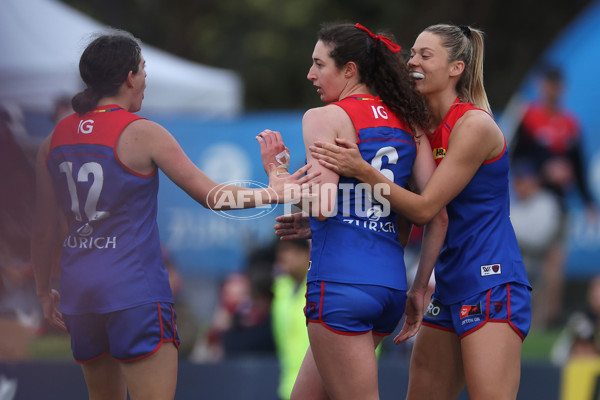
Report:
305,302,317,315
460,303,482,319
494,302,503,313
480,263,501,276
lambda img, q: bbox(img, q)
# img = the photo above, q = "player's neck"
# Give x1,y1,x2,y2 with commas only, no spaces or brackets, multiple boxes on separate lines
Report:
97,96,129,112
339,83,371,101
426,90,459,128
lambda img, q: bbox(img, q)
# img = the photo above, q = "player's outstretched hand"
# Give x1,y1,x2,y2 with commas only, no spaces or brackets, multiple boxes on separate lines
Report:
267,163,320,204
274,211,312,240
256,129,290,176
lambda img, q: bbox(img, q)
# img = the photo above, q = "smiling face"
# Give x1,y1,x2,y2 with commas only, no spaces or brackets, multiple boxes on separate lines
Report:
306,40,348,103
408,31,461,98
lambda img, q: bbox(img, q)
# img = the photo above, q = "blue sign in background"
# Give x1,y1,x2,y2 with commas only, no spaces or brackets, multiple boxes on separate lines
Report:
151,111,307,278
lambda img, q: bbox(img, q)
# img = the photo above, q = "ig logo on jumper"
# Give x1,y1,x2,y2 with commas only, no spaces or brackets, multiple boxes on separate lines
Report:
78,119,94,134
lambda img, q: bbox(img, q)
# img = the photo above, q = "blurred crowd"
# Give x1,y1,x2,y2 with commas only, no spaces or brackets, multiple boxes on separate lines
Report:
1,63,600,398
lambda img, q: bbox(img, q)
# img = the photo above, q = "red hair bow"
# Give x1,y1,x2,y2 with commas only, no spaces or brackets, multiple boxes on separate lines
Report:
355,23,401,53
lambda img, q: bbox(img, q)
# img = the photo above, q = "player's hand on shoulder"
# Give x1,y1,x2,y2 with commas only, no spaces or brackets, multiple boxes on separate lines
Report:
309,137,365,178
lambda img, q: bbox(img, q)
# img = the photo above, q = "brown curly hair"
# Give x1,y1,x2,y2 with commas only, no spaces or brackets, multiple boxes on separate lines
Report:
318,22,430,133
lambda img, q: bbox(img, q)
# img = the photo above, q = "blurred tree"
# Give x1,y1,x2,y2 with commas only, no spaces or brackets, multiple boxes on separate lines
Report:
61,0,593,111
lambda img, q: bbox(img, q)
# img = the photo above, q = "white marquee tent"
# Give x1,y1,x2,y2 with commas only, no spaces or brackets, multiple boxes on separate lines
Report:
0,0,243,116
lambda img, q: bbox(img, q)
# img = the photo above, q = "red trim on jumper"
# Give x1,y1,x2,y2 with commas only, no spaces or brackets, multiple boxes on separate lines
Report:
422,321,455,333
114,148,157,178
113,119,157,178
113,118,157,178
483,139,507,165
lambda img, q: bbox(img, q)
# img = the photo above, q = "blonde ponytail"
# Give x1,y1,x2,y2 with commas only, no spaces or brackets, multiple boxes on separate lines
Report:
425,24,491,114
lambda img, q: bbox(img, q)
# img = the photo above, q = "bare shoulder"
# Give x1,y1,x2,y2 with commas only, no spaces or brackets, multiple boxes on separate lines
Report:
303,104,348,125
453,109,505,158
125,118,169,136
455,109,498,134
117,118,178,172
121,118,174,147
303,104,353,141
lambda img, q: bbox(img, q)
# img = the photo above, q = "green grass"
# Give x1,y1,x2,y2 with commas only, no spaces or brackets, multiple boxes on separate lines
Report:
522,328,561,360
27,333,72,360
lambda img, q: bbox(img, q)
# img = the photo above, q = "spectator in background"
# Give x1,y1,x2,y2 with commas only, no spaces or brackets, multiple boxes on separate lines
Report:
204,272,275,360
220,248,275,359
552,275,600,365
511,65,598,328
510,160,562,329
203,272,254,361
271,238,311,400
203,246,276,362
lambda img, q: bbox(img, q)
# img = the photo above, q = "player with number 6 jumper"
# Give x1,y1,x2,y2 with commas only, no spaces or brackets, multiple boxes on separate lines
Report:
274,22,448,400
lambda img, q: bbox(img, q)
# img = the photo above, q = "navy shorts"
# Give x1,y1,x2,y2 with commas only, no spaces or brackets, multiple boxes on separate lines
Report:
305,281,406,335
422,283,531,340
63,302,180,363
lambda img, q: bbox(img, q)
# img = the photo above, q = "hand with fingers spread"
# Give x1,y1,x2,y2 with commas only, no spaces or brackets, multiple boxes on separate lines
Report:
268,163,321,204
256,129,290,176
274,211,312,240
39,288,68,332
309,137,369,179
